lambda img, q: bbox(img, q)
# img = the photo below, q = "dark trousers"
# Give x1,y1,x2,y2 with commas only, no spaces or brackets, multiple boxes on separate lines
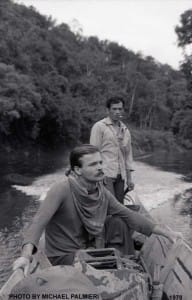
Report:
105,216,135,255
105,174,125,203
48,253,75,266
48,216,134,266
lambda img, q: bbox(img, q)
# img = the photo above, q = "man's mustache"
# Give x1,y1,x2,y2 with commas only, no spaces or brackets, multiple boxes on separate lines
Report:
96,171,104,176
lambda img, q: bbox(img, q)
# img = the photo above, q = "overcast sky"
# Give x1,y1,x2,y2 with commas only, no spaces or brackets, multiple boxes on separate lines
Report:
14,0,192,69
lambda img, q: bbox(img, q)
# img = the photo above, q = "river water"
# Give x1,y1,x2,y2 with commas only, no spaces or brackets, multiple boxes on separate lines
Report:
0,149,192,288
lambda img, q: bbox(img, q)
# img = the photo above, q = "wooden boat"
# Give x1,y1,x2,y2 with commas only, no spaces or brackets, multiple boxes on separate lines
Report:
1,192,192,300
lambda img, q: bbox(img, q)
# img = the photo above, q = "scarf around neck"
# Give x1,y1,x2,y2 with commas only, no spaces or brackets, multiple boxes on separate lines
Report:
68,175,108,237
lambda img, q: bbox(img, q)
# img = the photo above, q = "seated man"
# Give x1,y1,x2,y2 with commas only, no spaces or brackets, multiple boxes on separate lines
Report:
13,144,181,275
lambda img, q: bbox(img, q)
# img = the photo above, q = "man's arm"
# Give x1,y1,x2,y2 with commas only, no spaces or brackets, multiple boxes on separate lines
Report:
107,191,182,241
124,129,134,190
13,243,34,276
152,225,182,243
13,181,66,275
107,190,155,236
90,122,103,149
126,169,134,191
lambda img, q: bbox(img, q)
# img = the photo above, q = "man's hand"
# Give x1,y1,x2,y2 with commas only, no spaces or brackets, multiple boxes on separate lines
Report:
13,256,31,276
153,225,183,244
166,230,183,244
126,170,134,191
127,182,135,191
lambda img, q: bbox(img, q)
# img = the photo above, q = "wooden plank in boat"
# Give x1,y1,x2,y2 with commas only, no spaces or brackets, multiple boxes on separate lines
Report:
133,193,192,299
0,269,24,300
160,239,192,300
140,233,192,299
139,231,172,277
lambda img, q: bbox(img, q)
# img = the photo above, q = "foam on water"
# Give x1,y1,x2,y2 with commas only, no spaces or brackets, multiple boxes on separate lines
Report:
13,162,192,210
13,168,67,201
133,161,192,210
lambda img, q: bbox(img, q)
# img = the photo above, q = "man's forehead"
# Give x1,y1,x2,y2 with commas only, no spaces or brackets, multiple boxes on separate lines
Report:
110,102,123,108
80,152,101,163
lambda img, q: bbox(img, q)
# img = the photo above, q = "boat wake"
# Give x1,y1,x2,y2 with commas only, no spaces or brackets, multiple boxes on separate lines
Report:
13,168,67,201
12,162,192,211
133,161,192,210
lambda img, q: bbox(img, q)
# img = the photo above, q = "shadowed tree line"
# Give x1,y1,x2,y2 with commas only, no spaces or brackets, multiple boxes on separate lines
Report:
174,9,192,148
0,0,191,150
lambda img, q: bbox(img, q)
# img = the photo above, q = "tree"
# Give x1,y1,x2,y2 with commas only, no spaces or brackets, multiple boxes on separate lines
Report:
0,0,190,149
174,9,192,146
175,10,192,47
0,63,43,141
175,10,192,91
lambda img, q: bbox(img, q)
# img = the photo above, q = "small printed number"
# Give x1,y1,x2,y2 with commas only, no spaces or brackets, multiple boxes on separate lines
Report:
169,296,182,300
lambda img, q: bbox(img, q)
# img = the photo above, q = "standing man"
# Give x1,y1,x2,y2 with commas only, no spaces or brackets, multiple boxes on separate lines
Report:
90,96,134,203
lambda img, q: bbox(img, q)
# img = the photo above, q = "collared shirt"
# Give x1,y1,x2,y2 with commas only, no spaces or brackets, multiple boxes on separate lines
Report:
90,117,133,180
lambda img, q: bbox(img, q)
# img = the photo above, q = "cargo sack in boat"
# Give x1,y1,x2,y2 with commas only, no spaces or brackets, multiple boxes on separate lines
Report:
10,265,102,299
74,249,149,300
75,261,149,300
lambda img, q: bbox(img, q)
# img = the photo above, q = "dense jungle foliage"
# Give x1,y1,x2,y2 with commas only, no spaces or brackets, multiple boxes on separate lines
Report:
0,0,192,151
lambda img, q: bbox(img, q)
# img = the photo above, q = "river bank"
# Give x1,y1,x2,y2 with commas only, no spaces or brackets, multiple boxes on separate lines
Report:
0,126,186,157
131,127,185,155
0,126,186,186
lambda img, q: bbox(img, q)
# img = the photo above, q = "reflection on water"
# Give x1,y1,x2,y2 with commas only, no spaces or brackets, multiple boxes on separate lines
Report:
141,150,192,178
0,188,40,286
0,188,33,229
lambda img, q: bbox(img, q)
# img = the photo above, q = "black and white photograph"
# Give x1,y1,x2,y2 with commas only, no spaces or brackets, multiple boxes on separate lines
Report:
0,0,192,299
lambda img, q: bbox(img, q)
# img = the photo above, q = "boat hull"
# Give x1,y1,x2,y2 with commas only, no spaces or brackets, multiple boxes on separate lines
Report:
1,192,192,299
